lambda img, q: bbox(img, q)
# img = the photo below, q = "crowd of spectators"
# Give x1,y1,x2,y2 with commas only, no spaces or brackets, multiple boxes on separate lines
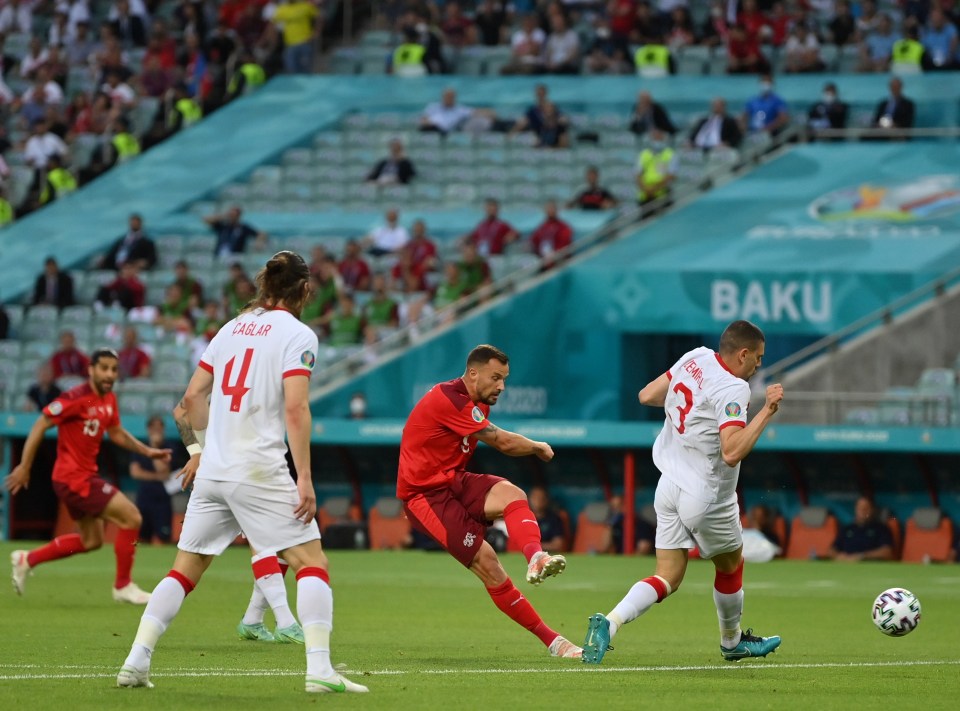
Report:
377,0,960,77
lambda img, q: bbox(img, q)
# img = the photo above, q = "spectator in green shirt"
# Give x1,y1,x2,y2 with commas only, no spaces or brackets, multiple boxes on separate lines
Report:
326,293,364,347
363,274,399,344
457,243,492,294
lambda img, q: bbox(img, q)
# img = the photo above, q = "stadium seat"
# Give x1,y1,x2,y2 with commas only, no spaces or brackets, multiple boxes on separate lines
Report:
785,506,838,560
317,496,362,535
573,501,612,554
901,507,954,562
367,497,410,550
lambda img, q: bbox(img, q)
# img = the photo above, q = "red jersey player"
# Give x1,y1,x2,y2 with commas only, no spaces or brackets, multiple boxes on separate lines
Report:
5,348,171,603
397,344,581,659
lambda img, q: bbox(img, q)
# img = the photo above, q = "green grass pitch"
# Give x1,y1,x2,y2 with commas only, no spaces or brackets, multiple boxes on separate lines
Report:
0,544,957,710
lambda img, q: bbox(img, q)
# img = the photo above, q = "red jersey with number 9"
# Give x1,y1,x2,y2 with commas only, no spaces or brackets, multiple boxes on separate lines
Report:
397,378,490,500
42,383,120,495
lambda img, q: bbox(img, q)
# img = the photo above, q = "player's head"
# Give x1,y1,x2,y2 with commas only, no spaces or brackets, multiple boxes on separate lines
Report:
89,347,119,395
718,320,765,380
251,250,311,317
463,344,509,406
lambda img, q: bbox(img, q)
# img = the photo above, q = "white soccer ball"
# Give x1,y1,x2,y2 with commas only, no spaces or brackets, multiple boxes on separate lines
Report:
872,587,921,637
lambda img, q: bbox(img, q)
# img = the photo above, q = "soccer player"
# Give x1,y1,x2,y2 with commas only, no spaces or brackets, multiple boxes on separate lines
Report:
117,251,367,694
582,320,784,664
398,344,581,659
171,400,304,644
5,348,171,604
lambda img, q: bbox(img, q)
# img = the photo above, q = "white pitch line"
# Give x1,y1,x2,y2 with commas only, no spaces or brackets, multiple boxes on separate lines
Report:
0,659,958,681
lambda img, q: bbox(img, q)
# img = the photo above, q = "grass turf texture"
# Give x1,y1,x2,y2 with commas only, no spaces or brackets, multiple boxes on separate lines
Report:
1,544,958,710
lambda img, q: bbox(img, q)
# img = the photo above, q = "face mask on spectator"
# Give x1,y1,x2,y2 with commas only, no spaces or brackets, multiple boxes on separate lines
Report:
759,81,773,94
822,92,836,105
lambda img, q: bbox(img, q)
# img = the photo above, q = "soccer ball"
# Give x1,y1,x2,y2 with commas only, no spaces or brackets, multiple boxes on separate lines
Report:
872,588,921,637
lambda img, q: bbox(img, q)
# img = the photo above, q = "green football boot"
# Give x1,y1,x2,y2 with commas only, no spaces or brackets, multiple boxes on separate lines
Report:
581,613,613,665
720,628,781,661
237,621,276,642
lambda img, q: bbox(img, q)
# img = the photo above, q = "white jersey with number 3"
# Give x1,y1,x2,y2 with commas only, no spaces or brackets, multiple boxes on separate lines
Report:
652,346,751,504
196,307,319,484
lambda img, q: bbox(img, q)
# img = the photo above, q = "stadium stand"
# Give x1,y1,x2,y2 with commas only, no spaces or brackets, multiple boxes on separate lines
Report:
785,506,839,560
901,507,955,563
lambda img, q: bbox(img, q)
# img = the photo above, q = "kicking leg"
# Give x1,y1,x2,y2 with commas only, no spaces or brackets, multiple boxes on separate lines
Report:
11,519,101,596
484,481,565,585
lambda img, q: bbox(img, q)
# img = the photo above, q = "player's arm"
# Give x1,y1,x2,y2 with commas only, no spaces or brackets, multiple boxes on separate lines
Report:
474,422,554,462
638,372,670,407
284,374,317,524
182,365,214,432
3,413,56,493
107,425,172,462
719,383,784,467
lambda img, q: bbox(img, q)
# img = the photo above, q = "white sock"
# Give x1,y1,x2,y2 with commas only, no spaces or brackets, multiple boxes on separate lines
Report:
257,572,297,629
297,574,334,679
714,588,744,649
607,577,671,639
123,576,187,670
242,578,269,625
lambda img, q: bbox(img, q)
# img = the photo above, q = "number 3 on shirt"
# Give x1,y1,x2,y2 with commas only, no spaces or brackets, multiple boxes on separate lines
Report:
672,382,693,434
222,348,254,412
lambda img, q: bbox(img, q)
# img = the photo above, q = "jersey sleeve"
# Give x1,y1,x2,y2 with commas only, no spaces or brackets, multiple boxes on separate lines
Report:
43,391,85,424
282,327,320,379
435,398,489,438
714,380,751,431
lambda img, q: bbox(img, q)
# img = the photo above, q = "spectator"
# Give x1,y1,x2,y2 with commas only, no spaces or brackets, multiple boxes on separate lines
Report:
433,261,467,310
155,283,193,333
633,1,664,45
338,239,372,292
462,198,518,256
66,21,96,66
699,0,731,48
529,200,573,267
171,260,204,312
348,392,368,419
629,90,676,136
766,1,791,47
856,0,882,38
636,127,677,205
784,22,826,73
475,0,509,47
0,0,33,35
871,77,915,137
301,273,333,334
458,242,492,294
390,247,429,294
308,244,330,277
567,166,618,211
326,293,365,347
363,208,410,257
607,494,655,555
24,363,62,412
689,98,743,150
21,67,65,110
391,27,428,77
18,36,48,80
858,13,897,73
272,0,319,74
543,13,581,74
633,34,675,77
37,155,78,206
363,274,400,344
100,214,157,271
738,0,769,40
95,261,146,311
406,219,439,271
109,0,147,48
441,1,474,48
101,70,137,110
829,1,857,46
0,189,13,228
533,102,570,148
32,257,76,309
50,329,90,379
366,139,417,185
921,8,957,70
727,23,770,74
24,120,68,172
509,84,551,137
665,6,697,50
608,0,637,49
891,23,927,74
828,497,894,561
528,485,566,551
808,82,849,132
419,88,494,134
193,299,225,341
746,504,782,548
129,415,173,543
117,326,152,379
583,19,634,75
221,262,249,314
500,13,546,74
742,74,790,135
204,206,267,258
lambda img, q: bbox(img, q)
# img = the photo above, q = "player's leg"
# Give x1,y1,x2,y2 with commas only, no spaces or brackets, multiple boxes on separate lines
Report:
239,547,301,643
480,475,566,585
100,490,151,603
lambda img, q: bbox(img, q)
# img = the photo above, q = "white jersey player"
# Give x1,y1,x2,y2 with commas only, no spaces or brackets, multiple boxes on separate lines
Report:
117,251,368,694
583,320,785,664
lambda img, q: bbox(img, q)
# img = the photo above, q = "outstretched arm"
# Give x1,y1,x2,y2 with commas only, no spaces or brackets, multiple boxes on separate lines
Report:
3,414,55,493
638,372,670,407
474,422,553,461
107,425,172,462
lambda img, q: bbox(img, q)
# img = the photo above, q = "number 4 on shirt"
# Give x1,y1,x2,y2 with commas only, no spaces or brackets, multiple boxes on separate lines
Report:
222,348,254,412
673,382,693,434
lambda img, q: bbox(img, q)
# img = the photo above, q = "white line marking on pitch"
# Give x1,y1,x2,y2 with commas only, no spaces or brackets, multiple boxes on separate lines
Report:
1,659,958,681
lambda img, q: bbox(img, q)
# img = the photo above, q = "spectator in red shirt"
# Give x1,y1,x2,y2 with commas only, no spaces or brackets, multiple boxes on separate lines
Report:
118,326,152,379
727,23,771,74
391,246,429,294
95,262,147,311
463,198,519,256
338,239,372,292
50,330,90,379
529,201,573,267
442,1,475,48
567,166,618,210
738,0,769,41
407,219,438,271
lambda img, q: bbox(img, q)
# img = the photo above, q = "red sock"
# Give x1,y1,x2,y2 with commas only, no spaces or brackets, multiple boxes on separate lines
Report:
26,534,86,568
714,560,744,594
502,500,543,562
114,528,138,590
486,578,557,647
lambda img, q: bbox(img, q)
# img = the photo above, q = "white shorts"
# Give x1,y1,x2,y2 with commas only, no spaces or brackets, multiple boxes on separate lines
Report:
178,478,320,556
654,478,742,559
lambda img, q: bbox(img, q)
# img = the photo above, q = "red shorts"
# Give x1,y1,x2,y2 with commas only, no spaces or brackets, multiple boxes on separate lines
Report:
53,476,118,520
402,472,504,567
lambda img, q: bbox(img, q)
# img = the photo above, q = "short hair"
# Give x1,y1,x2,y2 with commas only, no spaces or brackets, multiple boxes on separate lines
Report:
146,415,164,428
91,347,120,366
718,320,765,355
466,344,509,368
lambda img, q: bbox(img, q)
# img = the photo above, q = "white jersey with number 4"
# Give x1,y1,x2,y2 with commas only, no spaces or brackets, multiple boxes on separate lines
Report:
196,307,319,484
652,346,750,504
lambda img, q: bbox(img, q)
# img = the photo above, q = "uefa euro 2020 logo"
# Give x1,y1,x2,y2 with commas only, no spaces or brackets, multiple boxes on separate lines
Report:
808,175,960,223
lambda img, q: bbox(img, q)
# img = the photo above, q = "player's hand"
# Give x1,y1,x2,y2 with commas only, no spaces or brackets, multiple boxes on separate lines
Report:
535,442,554,462
148,447,173,462
4,464,30,494
177,454,200,491
765,384,784,414
294,476,317,524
